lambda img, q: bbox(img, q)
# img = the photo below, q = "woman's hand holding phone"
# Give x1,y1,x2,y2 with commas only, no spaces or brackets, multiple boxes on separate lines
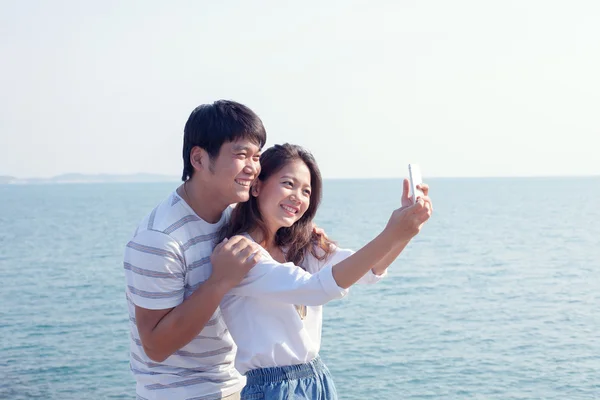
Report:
385,169,433,242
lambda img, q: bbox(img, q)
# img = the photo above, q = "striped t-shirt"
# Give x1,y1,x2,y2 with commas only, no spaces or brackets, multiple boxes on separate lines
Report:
124,191,243,400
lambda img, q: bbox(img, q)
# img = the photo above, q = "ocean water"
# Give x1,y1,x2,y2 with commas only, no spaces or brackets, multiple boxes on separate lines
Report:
1,177,599,399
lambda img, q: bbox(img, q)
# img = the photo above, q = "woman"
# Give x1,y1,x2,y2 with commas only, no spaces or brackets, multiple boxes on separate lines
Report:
217,143,432,399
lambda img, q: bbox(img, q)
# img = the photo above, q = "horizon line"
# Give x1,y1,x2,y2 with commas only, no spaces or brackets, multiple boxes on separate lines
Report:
1,172,599,182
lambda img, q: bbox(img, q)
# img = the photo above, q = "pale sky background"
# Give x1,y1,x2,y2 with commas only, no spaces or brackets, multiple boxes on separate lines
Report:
1,0,599,179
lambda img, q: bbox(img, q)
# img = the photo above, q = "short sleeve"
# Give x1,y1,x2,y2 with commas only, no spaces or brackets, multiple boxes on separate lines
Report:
124,230,186,310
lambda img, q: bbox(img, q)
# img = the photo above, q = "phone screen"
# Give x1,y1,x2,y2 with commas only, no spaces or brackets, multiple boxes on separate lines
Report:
408,164,424,204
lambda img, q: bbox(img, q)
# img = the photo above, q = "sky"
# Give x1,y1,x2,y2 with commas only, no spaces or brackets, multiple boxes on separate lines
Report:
1,0,599,179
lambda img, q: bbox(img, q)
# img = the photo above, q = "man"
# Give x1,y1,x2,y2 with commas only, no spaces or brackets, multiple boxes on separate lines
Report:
124,100,265,399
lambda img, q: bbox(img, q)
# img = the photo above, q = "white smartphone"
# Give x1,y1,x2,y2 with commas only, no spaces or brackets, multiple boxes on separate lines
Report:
408,164,424,204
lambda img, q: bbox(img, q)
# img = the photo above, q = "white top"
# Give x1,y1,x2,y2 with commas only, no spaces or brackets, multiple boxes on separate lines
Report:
123,192,244,400
220,236,386,374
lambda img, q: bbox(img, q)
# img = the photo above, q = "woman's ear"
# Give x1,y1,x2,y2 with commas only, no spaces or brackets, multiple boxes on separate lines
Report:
251,181,261,197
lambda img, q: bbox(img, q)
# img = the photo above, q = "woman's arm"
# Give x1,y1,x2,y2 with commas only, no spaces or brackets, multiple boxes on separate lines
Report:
226,253,348,306
366,181,432,278
226,184,432,305
331,196,430,288
370,240,409,276
226,197,430,306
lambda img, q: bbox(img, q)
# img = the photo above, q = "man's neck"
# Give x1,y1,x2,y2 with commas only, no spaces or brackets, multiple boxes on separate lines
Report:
179,180,226,224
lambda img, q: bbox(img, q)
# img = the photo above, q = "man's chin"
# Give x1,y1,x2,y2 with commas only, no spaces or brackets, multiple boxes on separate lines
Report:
232,191,251,204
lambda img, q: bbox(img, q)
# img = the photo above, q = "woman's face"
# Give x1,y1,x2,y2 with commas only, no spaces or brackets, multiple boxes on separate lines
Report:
254,158,312,234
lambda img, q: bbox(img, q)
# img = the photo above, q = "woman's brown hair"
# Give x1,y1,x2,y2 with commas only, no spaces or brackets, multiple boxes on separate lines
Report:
219,143,334,267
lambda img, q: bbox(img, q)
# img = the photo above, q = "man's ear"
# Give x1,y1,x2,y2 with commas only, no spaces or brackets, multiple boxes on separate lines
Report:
251,181,262,197
190,146,207,172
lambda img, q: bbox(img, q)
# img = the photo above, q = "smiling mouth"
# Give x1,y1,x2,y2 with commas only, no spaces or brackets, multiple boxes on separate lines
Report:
235,179,252,187
281,205,299,215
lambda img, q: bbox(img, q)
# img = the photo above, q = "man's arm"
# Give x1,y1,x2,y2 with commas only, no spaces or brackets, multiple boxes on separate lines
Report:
135,279,229,362
130,235,260,362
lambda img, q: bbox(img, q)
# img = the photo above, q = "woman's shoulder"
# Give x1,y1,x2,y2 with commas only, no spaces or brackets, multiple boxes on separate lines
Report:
238,232,274,261
309,241,335,258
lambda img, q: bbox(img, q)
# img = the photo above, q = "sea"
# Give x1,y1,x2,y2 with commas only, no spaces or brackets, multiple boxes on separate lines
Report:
1,177,599,399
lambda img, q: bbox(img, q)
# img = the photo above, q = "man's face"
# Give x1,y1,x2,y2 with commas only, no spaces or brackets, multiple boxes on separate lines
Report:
207,139,262,205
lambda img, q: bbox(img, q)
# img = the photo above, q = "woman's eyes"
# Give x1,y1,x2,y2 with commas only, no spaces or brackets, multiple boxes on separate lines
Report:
282,180,310,195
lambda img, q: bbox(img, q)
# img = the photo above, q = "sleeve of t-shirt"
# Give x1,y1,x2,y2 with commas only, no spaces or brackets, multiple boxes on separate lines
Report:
123,229,186,310
314,245,387,285
227,250,348,306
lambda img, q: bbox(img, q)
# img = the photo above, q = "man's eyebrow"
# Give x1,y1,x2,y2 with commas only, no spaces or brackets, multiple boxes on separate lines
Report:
232,144,260,153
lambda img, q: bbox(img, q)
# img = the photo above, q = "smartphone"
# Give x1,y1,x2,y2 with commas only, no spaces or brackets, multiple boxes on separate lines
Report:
408,164,424,204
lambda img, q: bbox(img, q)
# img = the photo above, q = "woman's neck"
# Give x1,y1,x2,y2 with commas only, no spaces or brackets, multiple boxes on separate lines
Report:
248,227,275,249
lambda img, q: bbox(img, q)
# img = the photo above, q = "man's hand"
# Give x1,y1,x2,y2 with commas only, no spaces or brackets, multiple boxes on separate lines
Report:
209,235,262,292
